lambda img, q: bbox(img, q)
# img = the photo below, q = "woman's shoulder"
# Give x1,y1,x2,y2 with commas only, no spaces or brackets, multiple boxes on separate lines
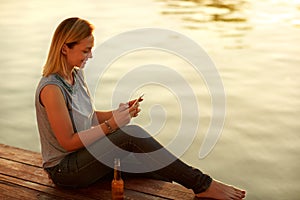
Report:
35,74,67,106
40,73,59,81
37,74,60,88
36,74,68,97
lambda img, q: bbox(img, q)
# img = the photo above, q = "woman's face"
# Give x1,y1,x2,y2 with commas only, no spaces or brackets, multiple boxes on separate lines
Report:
64,35,94,69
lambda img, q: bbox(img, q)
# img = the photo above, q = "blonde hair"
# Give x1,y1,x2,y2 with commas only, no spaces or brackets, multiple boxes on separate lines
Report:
43,17,94,77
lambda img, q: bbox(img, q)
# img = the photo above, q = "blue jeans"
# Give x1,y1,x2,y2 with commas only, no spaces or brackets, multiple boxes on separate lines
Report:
45,125,212,194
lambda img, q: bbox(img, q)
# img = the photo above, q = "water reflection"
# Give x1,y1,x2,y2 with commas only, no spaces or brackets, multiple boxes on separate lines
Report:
161,0,248,22
158,0,252,49
293,2,300,27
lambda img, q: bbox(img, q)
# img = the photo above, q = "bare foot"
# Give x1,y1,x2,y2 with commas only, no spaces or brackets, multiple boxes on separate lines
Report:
195,180,246,200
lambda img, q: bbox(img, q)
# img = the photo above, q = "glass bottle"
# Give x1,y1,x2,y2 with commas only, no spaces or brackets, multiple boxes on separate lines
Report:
111,158,124,200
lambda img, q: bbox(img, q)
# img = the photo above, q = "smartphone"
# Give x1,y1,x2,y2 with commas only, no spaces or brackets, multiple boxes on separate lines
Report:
129,93,144,107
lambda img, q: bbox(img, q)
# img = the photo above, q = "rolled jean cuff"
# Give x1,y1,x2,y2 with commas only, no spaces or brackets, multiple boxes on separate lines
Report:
193,174,212,194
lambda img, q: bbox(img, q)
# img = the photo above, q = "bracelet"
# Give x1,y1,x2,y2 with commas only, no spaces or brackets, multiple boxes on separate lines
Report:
104,120,113,133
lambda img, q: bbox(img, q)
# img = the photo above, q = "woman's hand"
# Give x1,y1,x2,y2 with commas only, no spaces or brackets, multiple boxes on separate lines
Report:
128,98,142,117
109,102,141,129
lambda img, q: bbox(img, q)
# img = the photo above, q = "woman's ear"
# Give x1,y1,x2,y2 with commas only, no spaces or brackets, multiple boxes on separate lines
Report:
61,44,68,55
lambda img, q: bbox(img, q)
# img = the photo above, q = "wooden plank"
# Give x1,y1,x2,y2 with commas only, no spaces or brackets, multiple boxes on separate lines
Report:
0,183,53,200
126,178,195,200
0,157,194,199
0,144,42,167
0,174,89,200
0,158,167,199
0,174,166,200
0,157,52,186
71,180,168,200
0,144,201,200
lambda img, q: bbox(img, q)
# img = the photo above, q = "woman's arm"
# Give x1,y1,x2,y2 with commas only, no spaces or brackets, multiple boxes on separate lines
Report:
40,85,139,152
40,85,112,152
95,110,113,124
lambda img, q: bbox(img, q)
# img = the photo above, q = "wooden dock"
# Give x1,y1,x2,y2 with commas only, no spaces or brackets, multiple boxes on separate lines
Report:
0,144,202,200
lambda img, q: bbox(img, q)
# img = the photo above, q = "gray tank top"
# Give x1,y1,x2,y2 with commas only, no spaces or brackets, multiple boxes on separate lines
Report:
35,68,96,168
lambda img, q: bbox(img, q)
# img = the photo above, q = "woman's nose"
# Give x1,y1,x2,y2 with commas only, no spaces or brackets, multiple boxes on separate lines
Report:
88,51,93,59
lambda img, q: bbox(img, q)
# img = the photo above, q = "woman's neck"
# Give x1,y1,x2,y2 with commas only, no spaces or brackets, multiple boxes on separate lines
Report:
59,70,74,85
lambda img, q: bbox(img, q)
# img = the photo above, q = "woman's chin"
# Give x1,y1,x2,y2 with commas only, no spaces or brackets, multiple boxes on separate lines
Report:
79,62,86,68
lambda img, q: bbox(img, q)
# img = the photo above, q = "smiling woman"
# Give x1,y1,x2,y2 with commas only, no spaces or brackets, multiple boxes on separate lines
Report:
0,0,299,199
34,17,246,200
61,35,94,82
42,18,94,80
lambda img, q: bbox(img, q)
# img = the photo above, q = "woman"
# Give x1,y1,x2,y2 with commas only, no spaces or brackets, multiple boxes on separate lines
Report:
35,17,246,199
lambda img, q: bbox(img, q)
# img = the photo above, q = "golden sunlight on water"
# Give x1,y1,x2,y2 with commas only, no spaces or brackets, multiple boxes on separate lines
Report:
0,0,299,199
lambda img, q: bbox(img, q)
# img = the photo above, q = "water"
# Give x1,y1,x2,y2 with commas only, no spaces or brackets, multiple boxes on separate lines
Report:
0,0,299,199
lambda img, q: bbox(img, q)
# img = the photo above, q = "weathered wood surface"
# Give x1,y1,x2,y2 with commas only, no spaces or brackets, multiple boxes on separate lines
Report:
0,144,199,200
